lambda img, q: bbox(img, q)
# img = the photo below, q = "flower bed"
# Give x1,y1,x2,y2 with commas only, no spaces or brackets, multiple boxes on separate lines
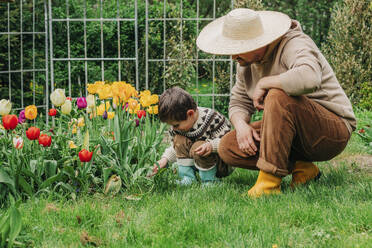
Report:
0,81,166,203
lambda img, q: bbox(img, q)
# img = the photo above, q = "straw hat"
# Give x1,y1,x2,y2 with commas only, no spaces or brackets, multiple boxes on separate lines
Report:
196,8,291,55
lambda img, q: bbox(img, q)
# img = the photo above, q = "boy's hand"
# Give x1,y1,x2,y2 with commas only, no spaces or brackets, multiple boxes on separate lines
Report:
148,157,168,177
194,142,212,157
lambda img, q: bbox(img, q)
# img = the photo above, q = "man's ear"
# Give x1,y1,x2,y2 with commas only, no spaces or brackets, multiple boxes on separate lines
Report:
186,109,195,117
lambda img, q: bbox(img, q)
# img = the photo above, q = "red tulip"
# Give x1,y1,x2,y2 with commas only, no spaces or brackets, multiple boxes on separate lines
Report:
2,115,18,130
358,128,365,134
26,127,40,140
137,110,146,119
38,134,52,147
79,149,93,162
49,108,57,116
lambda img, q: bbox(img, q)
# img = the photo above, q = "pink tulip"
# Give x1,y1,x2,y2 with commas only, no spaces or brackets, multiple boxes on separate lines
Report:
76,97,87,109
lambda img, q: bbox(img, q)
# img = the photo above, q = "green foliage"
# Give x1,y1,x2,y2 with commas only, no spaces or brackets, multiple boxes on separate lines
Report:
96,109,167,191
0,195,22,248
1,0,345,115
322,0,372,109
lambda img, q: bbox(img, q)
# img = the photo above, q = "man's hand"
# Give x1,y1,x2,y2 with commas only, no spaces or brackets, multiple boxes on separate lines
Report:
149,157,168,177
194,142,212,157
254,75,283,110
235,121,260,156
252,83,267,110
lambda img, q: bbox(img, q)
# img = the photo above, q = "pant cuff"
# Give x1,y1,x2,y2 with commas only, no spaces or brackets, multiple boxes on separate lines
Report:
257,158,288,177
194,162,216,171
177,158,194,167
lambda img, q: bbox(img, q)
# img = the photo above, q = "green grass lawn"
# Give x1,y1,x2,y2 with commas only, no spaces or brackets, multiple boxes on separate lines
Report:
11,132,372,247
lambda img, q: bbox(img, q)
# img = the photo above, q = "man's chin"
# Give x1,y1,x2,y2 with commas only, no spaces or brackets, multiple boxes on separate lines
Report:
237,61,250,67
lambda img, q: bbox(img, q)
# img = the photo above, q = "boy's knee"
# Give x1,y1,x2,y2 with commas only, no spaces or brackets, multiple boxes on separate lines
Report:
173,135,192,157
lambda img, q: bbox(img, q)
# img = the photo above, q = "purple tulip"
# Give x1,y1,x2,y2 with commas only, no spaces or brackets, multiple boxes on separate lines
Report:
76,97,87,109
135,119,139,127
103,111,108,120
18,110,26,123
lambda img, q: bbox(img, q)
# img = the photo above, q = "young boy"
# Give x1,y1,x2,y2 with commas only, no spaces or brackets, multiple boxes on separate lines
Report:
152,87,233,185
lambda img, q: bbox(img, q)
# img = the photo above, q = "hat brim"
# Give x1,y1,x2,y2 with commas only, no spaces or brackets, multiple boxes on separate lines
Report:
196,11,291,55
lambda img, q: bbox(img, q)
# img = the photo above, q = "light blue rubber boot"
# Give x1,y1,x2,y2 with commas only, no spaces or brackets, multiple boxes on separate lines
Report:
177,165,196,185
199,166,219,186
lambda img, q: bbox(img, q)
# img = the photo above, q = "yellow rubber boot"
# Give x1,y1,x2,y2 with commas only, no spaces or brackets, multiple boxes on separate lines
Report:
247,171,282,198
291,161,320,188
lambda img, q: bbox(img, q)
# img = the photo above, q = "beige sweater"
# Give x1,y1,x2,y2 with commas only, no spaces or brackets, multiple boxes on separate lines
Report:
229,20,356,134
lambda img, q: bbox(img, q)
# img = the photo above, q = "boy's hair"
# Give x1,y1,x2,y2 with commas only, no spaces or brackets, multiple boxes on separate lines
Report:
159,87,197,122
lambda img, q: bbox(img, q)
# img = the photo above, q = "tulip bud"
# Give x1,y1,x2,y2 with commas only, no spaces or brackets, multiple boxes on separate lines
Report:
135,119,140,127
2,115,18,130
78,149,93,162
0,99,12,116
25,105,38,120
50,89,66,107
38,133,52,147
18,110,26,123
77,97,87,109
61,100,72,114
102,111,108,120
137,110,146,119
26,127,40,140
13,136,24,149
86,94,96,108
48,108,57,116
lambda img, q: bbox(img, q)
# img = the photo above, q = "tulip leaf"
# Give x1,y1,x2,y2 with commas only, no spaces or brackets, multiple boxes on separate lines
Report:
44,160,57,178
83,130,90,150
0,168,15,193
8,206,22,247
40,173,62,189
29,160,37,173
18,176,33,196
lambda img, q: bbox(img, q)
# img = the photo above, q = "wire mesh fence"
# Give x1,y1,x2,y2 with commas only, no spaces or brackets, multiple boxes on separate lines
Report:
0,0,238,118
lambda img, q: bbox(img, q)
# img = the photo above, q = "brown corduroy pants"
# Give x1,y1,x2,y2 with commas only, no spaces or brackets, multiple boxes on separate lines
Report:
218,89,351,177
173,135,233,178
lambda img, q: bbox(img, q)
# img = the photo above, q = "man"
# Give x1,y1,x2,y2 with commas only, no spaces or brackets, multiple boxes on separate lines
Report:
196,8,356,197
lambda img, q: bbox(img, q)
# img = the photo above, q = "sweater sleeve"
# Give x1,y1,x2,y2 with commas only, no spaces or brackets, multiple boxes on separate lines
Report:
279,37,322,96
228,64,256,120
161,145,177,164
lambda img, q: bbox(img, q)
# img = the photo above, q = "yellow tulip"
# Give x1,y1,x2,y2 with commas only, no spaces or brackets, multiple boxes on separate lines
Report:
127,98,138,110
147,105,158,115
150,94,159,105
50,89,66,107
97,84,112,100
25,105,37,120
68,140,77,149
71,124,77,134
0,99,12,116
140,90,151,97
107,112,115,119
77,117,85,127
128,104,140,114
96,102,110,116
140,95,151,108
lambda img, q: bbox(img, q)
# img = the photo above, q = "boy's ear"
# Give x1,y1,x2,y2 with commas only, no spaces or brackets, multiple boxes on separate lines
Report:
186,109,195,117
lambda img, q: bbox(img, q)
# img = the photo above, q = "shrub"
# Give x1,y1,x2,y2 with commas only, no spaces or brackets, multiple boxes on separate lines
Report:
321,0,372,109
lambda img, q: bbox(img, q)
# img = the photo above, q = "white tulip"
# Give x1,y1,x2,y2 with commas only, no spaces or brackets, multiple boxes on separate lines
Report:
61,100,72,114
13,136,24,149
50,89,66,107
86,94,96,108
0,99,12,116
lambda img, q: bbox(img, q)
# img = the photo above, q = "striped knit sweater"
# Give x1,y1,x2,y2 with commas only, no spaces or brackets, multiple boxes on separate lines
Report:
161,107,232,164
